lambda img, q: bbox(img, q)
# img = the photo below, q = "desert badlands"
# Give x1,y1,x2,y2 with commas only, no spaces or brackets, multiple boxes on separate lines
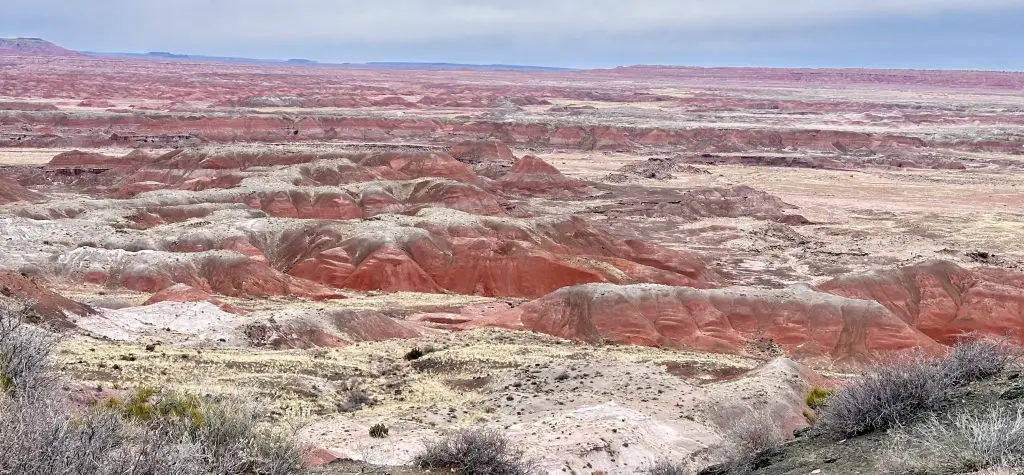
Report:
1,38,1024,474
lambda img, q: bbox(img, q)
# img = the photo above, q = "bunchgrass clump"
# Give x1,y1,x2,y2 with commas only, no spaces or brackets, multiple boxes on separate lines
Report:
805,386,833,409
369,423,389,438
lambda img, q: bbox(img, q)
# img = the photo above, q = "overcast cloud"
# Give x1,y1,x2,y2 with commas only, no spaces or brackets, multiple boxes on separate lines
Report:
3,1,1024,69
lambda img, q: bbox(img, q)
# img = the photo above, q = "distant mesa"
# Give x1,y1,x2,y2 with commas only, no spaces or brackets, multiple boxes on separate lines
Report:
0,38,79,57
146,51,191,59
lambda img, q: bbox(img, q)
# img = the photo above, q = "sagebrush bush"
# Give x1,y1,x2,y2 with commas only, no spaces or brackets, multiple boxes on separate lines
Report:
404,347,425,361
939,335,1016,386
822,338,1015,438
416,428,535,475
0,305,305,475
705,406,785,474
644,459,692,475
821,353,946,437
0,398,201,475
338,381,373,413
0,303,58,399
878,407,1024,474
718,408,785,473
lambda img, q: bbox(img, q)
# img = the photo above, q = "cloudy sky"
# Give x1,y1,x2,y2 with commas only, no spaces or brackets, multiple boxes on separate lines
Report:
3,0,1024,69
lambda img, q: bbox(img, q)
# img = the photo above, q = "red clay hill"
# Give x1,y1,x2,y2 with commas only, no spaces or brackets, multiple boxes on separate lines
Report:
0,38,80,56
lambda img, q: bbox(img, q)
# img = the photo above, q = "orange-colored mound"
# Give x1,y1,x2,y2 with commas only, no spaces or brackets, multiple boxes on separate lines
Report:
143,283,244,314
54,248,344,300
0,177,44,204
818,260,1024,345
496,155,596,198
0,271,93,326
46,150,122,170
277,211,712,297
480,283,941,366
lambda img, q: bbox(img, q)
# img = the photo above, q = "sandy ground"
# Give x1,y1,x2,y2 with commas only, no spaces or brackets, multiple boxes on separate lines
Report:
0,147,136,165
57,328,825,474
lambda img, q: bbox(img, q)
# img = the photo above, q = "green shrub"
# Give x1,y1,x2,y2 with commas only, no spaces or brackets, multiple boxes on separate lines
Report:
104,387,204,430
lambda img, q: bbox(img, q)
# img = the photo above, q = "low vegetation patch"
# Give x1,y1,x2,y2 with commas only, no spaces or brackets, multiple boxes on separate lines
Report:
719,408,786,473
804,386,833,409
369,423,389,438
416,428,535,475
338,380,374,413
0,304,305,475
821,337,1016,438
878,407,1024,474
0,303,58,398
644,460,693,475
700,406,786,474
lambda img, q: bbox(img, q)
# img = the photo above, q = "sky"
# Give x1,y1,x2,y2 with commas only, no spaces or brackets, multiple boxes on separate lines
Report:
3,0,1024,70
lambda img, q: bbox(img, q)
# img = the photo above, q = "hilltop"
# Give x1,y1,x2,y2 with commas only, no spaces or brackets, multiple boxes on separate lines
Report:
0,37,79,56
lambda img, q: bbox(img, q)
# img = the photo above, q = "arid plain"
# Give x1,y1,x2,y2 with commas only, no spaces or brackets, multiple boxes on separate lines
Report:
2,39,1024,473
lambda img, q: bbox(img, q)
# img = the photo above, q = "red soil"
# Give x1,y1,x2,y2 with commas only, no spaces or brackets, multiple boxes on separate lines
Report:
449,140,515,163
281,214,712,298
471,282,941,366
819,261,1024,345
143,283,245,314
0,271,92,327
496,155,595,198
0,177,44,204
55,249,344,300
